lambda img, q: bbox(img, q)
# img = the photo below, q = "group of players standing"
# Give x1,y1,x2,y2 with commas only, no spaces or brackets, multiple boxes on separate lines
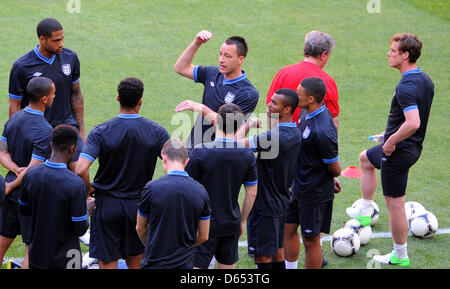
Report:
0,18,434,269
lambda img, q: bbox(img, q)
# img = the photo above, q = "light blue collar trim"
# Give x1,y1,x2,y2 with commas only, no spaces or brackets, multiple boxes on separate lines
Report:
34,45,56,65
222,70,247,85
167,170,189,177
118,114,140,119
214,137,236,143
24,106,44,116
305,104,326,120
44,160,67,169
277,122,297,128
402,68,422,77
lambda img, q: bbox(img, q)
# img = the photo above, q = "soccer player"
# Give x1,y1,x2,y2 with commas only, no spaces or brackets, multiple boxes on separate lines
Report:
266,30,339,128
0,76,55,269
19,125,88,269
236,89,301,269
136,139,211,269
185,103,258,269
8,18,85,168
270,30,340,268
291,77,341,269
75,77,170,269
347,34,434,267
174,30,259,149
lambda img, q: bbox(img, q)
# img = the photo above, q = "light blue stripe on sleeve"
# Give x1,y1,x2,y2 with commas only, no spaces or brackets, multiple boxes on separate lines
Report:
138,209,149,218
323,156,339,164
193,66,199,83
9,93,23,100
31,154,46,162
200,215,210,221
80,153,95,162
72,214,88,222
19,199,30,207
1,136,7,143
72,78,80,84
403,105,418,113
244,180,258,187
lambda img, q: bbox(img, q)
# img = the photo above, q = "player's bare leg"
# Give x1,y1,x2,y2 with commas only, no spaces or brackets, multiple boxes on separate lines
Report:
126,253,143,269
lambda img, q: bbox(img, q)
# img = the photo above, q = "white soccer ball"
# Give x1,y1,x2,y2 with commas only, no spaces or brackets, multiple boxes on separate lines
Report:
331,227,361,257
348,198,380,226
409,211,438,238
404,201,426,221
345,218,372,245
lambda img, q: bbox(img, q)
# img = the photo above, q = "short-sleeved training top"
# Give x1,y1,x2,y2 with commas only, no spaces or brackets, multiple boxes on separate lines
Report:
384,68,434,150
1,107,52,202
186,138,258,236
9,45,80,127
293,105,339,205
138,170,211,269
19,160,88,269
80,114,170,199
188,66,259,147
249,122,301,217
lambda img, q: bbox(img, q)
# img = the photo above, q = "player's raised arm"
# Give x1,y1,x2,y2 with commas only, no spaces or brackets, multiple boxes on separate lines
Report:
174,30,212,80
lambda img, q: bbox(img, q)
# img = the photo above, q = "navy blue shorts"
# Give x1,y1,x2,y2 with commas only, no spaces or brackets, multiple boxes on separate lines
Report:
247,212,284,256
285,198,333,238
366,144,421,198
194,234,240,268
0,196,32,244
89,193,144,263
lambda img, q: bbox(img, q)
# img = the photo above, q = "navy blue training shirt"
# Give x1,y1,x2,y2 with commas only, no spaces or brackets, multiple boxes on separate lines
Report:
186,138,258,236
19,160,88,269
384,68,434,150
80,114,170,199
1,107,52,202
249,122,301,217
138,170,211,269
9,45,80,127
188,66,259,148
293,105,339,205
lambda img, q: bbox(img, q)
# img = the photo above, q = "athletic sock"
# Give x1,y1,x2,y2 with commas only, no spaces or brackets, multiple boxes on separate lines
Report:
360,198,375,217
285,260,298,269
271,261,286,270
256,262,272,269
393,243,408,260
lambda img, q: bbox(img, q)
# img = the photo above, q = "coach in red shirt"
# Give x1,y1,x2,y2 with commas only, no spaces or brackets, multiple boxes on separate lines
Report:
266,30,339,129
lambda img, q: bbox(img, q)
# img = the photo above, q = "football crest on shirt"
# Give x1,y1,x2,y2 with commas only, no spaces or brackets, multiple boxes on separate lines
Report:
33,72,42,77
62,64,71,76
224,92,235,103
303,126,311,139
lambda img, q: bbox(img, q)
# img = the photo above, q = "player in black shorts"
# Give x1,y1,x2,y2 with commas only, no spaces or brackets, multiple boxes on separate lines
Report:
186,103,258,269
0,77,55,268
75,77,170,269
19,125,89,269
8,18,85,168
289,78,341,269
347,34,434,267
236,88,301,269
137,139,211,269
174,30,259,149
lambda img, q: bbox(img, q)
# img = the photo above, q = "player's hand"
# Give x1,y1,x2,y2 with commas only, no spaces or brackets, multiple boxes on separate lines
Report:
14,167,26,177
86,197,96,216
5,181,12,196
382,140,395,156
175,100,202,112
194,30,212,46
334,177,342,194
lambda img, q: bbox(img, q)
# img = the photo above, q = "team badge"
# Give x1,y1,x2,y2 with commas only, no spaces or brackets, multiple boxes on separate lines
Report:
62,64,71,76
303,126,311,139
224,92,235,103
33,72,42,77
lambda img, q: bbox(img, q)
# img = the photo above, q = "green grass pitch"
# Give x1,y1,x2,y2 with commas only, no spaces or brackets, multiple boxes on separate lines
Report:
0,0,448,269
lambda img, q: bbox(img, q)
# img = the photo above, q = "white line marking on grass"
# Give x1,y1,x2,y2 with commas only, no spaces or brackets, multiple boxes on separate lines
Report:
238,228,450,247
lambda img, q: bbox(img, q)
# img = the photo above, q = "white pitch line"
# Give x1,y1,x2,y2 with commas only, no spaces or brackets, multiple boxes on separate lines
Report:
238,228,450,247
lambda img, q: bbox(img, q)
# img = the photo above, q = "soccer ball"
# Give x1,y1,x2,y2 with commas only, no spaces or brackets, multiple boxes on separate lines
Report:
331,228,361,257
409,211,438,238
405,201,426,221
345,218,372,245
347,198,380,226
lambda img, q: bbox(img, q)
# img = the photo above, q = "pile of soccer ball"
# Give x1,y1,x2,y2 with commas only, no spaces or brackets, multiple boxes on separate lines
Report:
330,199,438,257
330,199,379,257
